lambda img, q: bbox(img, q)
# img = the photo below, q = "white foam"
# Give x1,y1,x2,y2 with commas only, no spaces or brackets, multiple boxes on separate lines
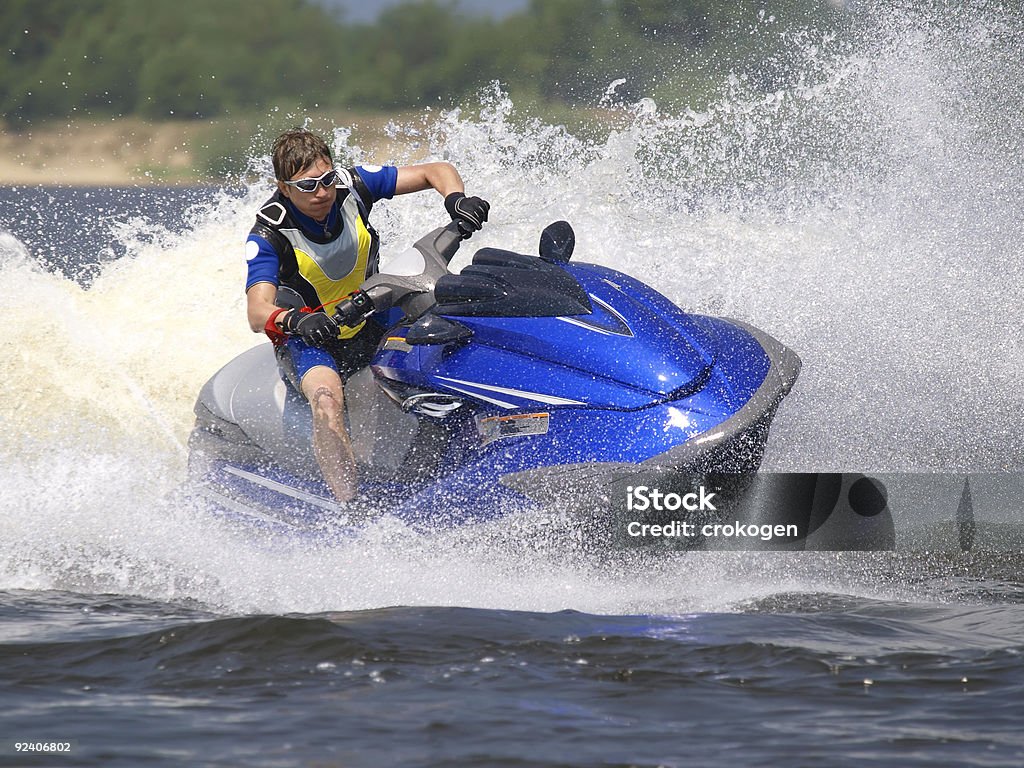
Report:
2,4,1022,611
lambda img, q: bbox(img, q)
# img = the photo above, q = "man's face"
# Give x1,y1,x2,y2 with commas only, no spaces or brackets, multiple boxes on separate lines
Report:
277,155,337,221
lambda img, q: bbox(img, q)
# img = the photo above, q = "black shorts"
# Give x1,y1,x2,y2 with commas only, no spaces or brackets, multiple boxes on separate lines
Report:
276,321,385,394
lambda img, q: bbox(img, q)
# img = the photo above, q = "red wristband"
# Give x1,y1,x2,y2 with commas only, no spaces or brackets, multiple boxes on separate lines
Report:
264,308,288,346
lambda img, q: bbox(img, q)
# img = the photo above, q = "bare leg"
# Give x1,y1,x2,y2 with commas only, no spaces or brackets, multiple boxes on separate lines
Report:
300,366,357,504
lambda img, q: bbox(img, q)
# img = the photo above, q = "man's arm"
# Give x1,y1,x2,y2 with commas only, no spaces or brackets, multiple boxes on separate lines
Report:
393,161,489,235
393,161,465,197
246,282,281,333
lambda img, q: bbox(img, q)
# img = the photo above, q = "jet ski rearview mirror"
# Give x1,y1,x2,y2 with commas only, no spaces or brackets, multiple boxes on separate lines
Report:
539,221,575,263
405,315,474,346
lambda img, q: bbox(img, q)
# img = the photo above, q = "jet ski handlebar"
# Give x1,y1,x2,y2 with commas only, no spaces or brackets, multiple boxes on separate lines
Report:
419,220,469,265
333,221,469,327
332,289,376,328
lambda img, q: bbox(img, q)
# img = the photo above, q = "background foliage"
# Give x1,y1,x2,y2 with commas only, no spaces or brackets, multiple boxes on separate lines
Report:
2,0,854,126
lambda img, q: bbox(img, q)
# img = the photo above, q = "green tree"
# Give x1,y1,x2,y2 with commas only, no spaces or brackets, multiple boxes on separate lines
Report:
0,0,351,125
1,0,104,121
0,0,854,127
339,1,502,109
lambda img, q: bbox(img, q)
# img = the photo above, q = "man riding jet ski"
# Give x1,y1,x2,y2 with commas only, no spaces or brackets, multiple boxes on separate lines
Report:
243,128,490,506
189,215,802,538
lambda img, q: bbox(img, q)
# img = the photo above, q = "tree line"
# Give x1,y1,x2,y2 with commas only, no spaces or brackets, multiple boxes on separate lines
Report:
2,0,851,127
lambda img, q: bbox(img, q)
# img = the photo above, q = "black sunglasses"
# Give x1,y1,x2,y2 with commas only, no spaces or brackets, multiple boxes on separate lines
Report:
281,168,341,192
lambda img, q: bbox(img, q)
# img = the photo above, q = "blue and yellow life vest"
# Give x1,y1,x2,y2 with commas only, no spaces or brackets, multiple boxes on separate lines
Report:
251,170,380,339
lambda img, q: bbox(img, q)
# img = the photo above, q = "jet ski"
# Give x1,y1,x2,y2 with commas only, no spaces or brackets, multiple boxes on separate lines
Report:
187,221,801,540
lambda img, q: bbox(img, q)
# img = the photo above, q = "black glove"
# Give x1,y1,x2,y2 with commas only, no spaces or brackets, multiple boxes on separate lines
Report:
445,192,489,236
282,308,339,346
333,290,375,328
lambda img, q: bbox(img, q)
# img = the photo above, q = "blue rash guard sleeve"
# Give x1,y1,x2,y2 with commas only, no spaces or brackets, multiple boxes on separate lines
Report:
245,234,280,290
354,165,398,203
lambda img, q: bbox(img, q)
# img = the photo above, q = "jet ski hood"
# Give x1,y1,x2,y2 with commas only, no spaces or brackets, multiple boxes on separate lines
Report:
385,250,770,411
452,263,719,395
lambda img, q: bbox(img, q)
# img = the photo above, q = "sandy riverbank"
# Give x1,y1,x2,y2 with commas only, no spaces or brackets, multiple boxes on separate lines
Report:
0,109,618,186
0,114,418,186
0,119,211,185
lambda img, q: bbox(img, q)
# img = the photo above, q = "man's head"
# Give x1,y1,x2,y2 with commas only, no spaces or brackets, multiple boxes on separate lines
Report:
273,129,338,221
272,129,333,182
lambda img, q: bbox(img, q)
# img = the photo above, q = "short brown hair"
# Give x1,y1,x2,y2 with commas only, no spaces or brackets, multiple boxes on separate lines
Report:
272,129,333,181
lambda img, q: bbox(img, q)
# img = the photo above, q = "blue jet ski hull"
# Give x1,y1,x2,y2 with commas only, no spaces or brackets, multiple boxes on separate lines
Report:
188,224,801,541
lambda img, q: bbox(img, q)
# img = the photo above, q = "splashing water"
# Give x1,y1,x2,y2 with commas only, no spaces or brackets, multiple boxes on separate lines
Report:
1,2,1021,613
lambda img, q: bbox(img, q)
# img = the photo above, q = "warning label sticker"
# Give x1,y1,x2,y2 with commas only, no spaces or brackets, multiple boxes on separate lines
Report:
478,412,550,446
383,336,413,353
